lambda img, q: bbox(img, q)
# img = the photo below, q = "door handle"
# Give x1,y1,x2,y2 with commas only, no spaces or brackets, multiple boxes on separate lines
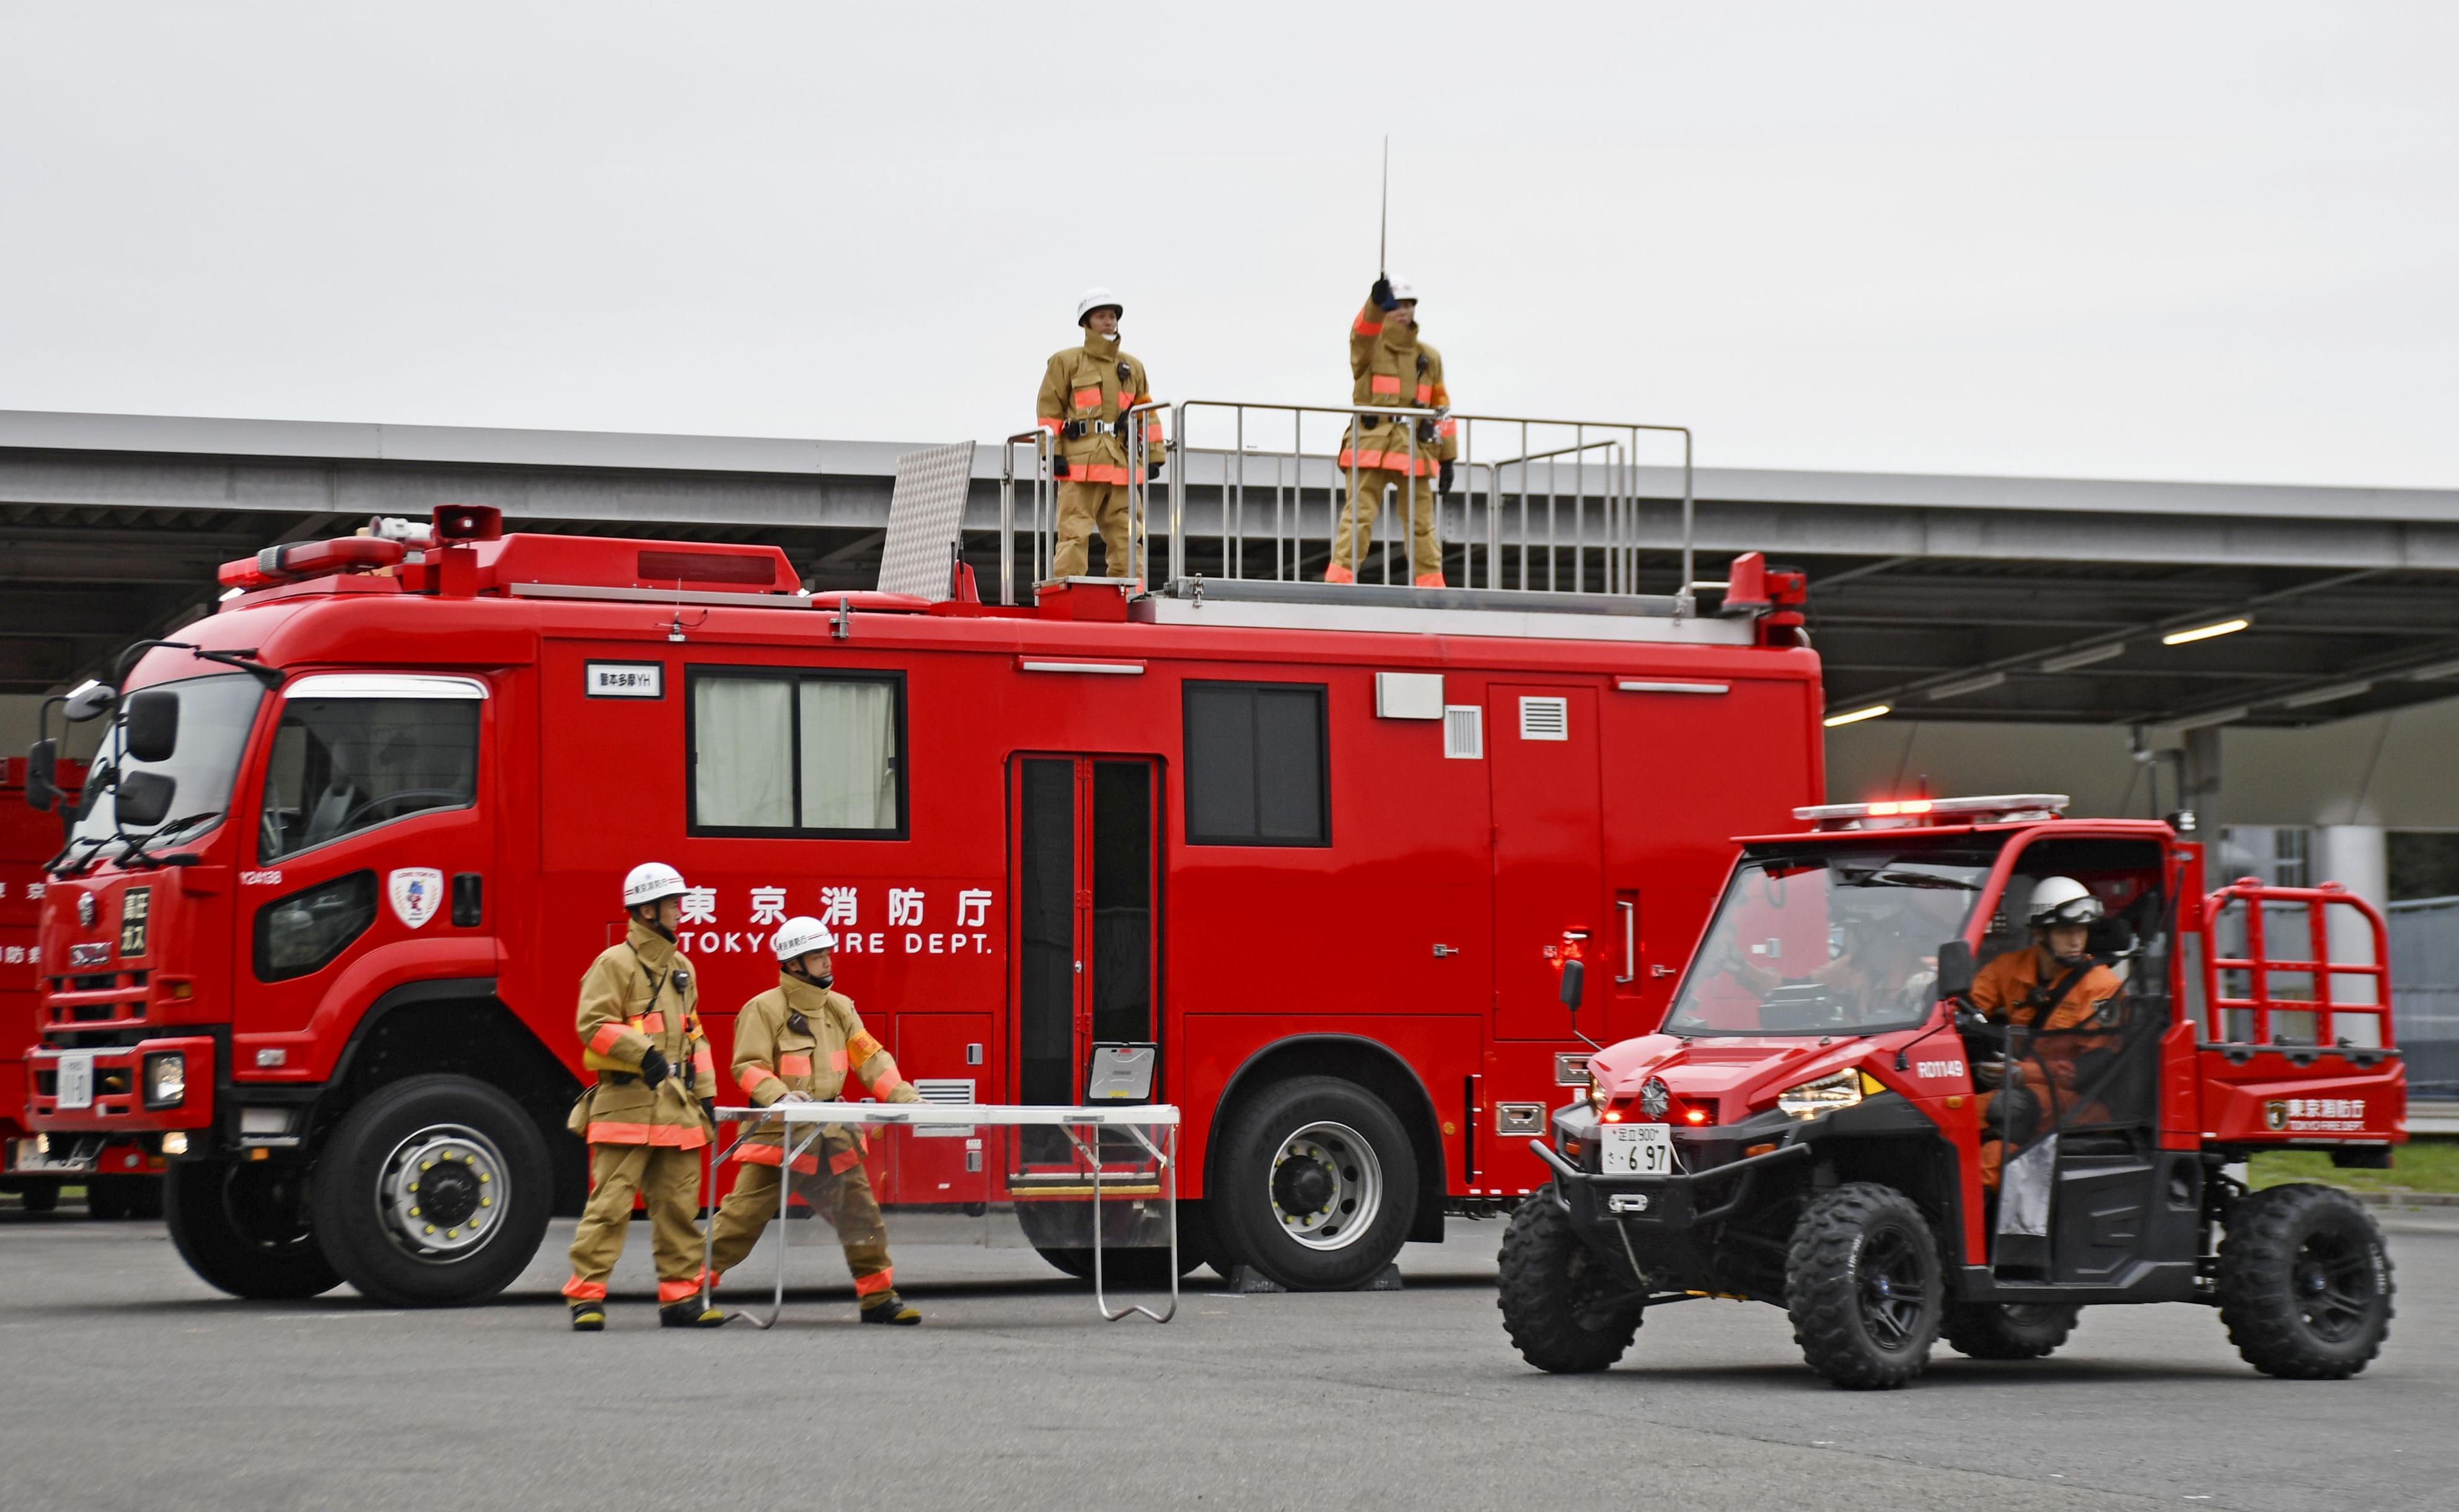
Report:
1433,944,1459,958
1074,960,1083,974
1652,964,1675,978
1616,899,1635,984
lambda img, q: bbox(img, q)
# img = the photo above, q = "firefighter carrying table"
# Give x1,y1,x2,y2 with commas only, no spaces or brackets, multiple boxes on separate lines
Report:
702,1102,1182,1327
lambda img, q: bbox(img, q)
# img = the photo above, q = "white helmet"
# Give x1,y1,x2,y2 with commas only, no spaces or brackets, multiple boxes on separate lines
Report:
1076,286,1122,325
771,915,837,963
1386,276,1417,302
2026,876,2104,929
622,861,688,909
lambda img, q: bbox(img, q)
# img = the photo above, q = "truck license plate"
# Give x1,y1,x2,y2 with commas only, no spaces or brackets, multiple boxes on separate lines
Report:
12,1137,92,1174
1600,1122,1673,1176
55,1053,95,1110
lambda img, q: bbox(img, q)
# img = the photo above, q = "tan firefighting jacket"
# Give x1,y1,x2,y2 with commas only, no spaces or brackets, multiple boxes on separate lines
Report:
567,921,718,1149
728,973,920,1175
1037,331,1159,486
1340,297,1457,477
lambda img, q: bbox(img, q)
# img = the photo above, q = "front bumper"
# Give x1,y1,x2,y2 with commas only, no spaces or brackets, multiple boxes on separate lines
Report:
1532,1136,1814,1231
26,1036,216,1133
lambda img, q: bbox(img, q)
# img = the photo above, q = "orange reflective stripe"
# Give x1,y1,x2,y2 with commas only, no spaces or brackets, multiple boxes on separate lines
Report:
778,1053,813,1076
1065,463,1133,486
1415,383,1433,404
1073,386,1103,410
562,1277,608,1301
587,1022,629,1055
1145,423,1164,443
738,1065,780,1097
1335,448,1439,477
692,1047,713,1078
640,1012,665,1035
585,1120,710,1149
868,1073,907,1101
1370,374,1401,395
731,1143,820,1175
1037,415,1062,434
1436,419,1458,437
828,1048,849,1073
656,1277,702,1304
853,1267,894,1297
829,1146,862,1174
1353,315,1383,335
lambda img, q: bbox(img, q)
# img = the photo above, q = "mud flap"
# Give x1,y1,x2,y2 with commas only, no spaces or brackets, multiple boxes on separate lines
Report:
1994,1132,2057,1271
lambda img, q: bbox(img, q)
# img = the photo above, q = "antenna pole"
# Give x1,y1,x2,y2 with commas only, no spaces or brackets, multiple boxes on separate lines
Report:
1378,136,1389,277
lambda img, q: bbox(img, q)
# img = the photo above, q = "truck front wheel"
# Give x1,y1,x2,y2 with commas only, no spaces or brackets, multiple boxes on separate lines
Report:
310,1075,552,1307
1213,1076,1418,1290
2217,1182,2393,1379
165,1158,341,1299
1784,1182,1943,1389
1498,1189,1642,1373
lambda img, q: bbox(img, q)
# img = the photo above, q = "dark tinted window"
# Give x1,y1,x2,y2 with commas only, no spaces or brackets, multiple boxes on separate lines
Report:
254,871,378,982
1184,682,1328,846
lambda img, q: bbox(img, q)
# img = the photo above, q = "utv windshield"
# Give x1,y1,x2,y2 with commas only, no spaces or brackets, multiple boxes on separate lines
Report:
68,672,266,859
1663,842,2003,1036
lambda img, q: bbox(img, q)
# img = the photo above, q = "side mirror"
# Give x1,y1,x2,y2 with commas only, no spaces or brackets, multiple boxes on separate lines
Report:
24,739,58,813
1936,939,1975,1002
123,689,180,764
115,769,177,829
63,682,118,724
1559,957,1587,1011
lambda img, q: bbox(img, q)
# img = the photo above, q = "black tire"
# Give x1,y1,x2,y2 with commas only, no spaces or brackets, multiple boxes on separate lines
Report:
86,1175,141,1221
131,1177,164,1220
165,1158,341,1299
1497,1189,1642,1373
2215,1182,2393,1379
1212,1076,1419,1290
1784,1182,1943,1390
19,1182,60,1215
1031,1246,1202,1286
1942,1302,2080,1360
310,1075,553,1307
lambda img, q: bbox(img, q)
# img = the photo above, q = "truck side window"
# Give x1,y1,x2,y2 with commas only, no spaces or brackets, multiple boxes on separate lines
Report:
1183,680,1329,846
258,693,480,862
687,668,905,837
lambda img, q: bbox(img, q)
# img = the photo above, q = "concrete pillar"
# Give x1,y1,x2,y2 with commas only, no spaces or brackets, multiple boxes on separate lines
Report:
2317,824,2388,1033
2181,726,2224,834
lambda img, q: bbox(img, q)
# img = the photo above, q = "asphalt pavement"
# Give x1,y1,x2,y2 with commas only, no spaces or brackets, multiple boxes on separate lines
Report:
1,1200,2453,1512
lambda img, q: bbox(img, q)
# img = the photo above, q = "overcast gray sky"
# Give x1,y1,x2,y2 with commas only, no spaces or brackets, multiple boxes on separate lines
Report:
2,3,2452,488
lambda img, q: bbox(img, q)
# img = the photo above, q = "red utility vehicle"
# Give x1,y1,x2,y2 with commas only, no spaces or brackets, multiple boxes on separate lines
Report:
1503,796,2406,1387
22,504,1819,1303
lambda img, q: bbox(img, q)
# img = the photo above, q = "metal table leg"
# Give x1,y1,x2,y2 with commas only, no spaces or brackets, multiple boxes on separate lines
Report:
734,1121,825,1331
1073,1120,1177,1324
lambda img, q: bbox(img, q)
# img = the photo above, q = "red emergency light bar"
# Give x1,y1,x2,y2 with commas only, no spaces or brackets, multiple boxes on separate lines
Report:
218,536,410,592
1791,793,2070,830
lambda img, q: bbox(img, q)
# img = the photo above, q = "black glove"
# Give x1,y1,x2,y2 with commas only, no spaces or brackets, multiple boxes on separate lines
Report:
1438,460,1456,495
1052,456,1070,479
701,1097,718,1127
636,1045,670,1088
1146,460,1163,481
1987,1079,2039,1145
1371,276,1396,312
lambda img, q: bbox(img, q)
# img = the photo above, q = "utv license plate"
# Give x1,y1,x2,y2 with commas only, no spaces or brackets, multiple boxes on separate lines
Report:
55,1053,95,1110
1599,1122,1672,1176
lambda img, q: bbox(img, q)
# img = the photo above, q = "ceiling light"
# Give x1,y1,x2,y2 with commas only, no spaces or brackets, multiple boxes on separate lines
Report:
2280,680,2372,709
1823,704,1890,728
1926,670,2008,701
2039,643,2125,674
2165,705,2249,732
2162,617,2251,647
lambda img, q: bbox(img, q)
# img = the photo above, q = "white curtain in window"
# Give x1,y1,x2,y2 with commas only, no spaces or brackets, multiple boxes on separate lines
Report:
696,678,793,827
799,680,896,830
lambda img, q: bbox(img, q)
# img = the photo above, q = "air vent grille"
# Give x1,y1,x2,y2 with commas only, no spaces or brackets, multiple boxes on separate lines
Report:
1443,705,1484,760
1518,696,1570,741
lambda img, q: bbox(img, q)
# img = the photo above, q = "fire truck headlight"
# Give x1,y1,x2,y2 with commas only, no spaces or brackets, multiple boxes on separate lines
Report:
161,1132,188,1156
143,1052,187,1110
1775,1068,1863,1119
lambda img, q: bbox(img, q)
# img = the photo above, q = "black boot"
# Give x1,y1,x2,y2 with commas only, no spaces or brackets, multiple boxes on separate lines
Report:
570,1300,605,1332
659,1298,727,1329
860,1290,920,1325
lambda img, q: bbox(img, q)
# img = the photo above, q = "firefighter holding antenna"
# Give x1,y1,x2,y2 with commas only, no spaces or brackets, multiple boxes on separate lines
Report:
704,916,926,1324
1037,288,1161,581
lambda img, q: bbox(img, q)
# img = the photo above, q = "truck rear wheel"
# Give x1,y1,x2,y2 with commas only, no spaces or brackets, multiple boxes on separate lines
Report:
1784,1182,1943,1390
1213,1076,1418,1290
310,1075,552,1308
19,1182,60,1215
165,1158,341,1299
1941,1302,2079,1360
1498,1189,1642,1373
2217,1182,2393,1379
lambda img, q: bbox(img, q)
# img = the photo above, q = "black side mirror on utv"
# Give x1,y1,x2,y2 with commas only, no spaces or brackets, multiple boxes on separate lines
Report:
114,769,177,829
1935,939,1974,1002
123,688,180,764
24,739,58,814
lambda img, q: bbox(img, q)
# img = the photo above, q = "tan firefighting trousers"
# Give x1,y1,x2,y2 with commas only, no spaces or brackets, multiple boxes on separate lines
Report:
1331,473,1441,579
1054,480,1137,580
565,1143,709,1304
706,1142,896,1300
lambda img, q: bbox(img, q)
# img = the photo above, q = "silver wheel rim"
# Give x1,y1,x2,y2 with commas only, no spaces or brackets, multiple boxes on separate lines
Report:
374,1122,508,1264
1267,1120,1382,1252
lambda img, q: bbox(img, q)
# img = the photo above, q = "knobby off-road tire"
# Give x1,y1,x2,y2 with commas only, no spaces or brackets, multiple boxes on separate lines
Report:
165,1158,341,1299
2216,1182,2393,1379
310,1075,553,1307
1213,1076,1418,1290
1941,1302,2080,1360
1498,1190,1643,1373
1784,1182,1943,1390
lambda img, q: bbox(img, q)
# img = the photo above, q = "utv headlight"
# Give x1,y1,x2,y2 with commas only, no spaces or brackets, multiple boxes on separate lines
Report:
1775,1068,1865,1119
143,1051,186,1110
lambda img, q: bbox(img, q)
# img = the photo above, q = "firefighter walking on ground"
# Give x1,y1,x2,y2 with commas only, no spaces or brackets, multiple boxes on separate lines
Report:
562,862,726,1330
1037,287,1161,581
1327,275,1458,587
705,916,925,1324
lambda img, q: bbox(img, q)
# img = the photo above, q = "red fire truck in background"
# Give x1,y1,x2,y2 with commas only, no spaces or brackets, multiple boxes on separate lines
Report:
20,503,1819,1303
2,757,161,1218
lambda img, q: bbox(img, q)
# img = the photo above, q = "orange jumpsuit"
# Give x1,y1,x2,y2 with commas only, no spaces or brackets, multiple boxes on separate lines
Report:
1971,947,2119,1188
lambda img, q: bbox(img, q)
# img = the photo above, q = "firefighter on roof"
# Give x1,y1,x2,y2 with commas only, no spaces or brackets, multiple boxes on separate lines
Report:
1327,275,1458,588
1037,287,1161,581
704,915,925,1324
562,861,726,1330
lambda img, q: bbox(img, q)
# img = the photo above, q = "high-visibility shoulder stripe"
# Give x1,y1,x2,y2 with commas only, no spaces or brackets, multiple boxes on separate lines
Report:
778,1053,813,1077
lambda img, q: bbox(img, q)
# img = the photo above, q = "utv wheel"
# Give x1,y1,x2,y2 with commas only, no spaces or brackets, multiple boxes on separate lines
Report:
2216,1182,2392,1379
1498,1188,1642,1373
165,1158,341,1299
1784,1182,1943,1390
310,1075,552,1308
1213,1076,1419,1290
1942,1302,2079,1360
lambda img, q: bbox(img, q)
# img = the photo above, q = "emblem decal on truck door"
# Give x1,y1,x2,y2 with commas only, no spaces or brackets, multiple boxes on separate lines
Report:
389,868,445,929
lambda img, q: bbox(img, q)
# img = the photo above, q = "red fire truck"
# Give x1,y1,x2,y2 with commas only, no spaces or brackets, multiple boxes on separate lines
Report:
2,757,160,1217
21,503,1820,1303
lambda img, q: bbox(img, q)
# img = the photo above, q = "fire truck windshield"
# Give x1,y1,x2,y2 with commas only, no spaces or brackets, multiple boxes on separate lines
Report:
1663,845,1999,1037
68,672,266,858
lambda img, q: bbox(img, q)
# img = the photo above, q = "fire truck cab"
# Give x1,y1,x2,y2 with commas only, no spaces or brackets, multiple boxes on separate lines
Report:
23,503,1823,1304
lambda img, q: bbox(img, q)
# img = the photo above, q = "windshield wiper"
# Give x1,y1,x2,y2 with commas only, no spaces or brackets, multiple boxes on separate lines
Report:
118,811,224,869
